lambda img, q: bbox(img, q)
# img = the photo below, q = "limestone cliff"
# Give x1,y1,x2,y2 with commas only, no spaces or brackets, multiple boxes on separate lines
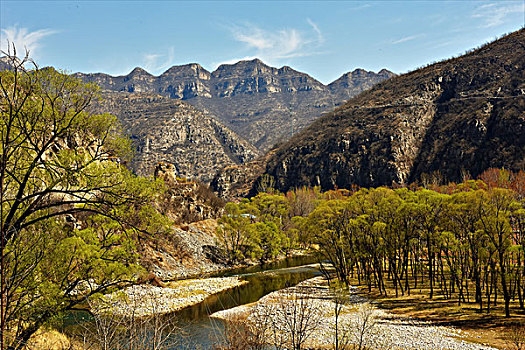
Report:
93,91,258,182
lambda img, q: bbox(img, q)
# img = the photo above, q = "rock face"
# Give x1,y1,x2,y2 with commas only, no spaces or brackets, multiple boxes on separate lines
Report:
76,60,394,151
139,219,229,280
0,56,15,71
328,68,396,101
154,162,225,224
262,29,525,192
93,91,258,182
210,150,276,201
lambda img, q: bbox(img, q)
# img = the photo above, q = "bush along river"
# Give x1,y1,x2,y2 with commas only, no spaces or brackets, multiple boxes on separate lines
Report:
61,255,321,349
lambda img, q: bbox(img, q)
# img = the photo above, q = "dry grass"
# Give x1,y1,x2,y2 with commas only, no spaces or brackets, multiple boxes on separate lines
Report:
26,328,84,350
346,273,525,349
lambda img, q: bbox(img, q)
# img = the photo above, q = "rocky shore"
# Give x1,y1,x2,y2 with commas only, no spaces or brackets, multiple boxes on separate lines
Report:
211,277,497,350
94,276,248,317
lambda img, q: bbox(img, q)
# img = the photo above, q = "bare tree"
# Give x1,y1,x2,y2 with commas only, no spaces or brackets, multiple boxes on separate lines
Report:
212,313,268,350
257,174,276,194
276,286,322,350
350,303,377,350
332,288,352,350
507,324,525,350
76,287,181,350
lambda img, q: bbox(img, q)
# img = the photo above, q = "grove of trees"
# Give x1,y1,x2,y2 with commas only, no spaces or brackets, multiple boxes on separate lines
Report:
218,170,525,318
216,186,322,264
0,52,168,349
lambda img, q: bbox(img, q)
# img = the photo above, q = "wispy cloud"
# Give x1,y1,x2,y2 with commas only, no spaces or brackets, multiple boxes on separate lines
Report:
0,25,57,58
346,3,372,11
307,18,324,43
142,47,175,74
391,35,422,45
232,25,303,58
479,3,497,9
472,2,525,28
219,19,325,67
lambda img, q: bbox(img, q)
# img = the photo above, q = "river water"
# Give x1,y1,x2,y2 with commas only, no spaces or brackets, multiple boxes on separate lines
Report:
64,255,320,349
175,255,320,349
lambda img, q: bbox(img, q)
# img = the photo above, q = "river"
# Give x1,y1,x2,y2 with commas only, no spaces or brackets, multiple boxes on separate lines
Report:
63,255,321,349
175,255,320,348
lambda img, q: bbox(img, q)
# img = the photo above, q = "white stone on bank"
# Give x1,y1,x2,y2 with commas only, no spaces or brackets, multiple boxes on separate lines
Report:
93,276,248,318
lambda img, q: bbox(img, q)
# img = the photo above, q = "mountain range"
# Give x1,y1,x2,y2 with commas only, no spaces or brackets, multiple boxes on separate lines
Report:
0,57,393,182
75,60,395,151
259,29,525,192
6,29,520,194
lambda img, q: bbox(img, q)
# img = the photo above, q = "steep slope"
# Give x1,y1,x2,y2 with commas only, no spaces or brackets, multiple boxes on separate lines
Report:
94,91,258,182
262,30,525,192
76,60,394,151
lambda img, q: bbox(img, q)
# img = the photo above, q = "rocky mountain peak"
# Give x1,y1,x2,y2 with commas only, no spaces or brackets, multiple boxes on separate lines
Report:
72,58,395,152
212,58,275,78
336,68,395,81
161,63,211,80
129,67,152,77
350,68,368,76
328,68,396,101
378,68,395,77
278,65,293,73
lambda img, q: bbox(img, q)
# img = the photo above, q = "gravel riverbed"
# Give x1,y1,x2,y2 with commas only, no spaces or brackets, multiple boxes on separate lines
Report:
212,277,497,350
94,276,248,317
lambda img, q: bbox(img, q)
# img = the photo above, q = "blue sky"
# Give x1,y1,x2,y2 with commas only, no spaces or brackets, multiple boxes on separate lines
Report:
1,1,523,84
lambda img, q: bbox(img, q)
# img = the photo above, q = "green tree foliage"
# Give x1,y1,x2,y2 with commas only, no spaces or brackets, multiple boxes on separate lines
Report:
304,182,524,317
217,202,254,263
0,53,167,349
229,171,525,318
217,189,321,264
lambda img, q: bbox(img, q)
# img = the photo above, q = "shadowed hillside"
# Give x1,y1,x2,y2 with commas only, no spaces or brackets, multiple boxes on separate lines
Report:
262,29,525,192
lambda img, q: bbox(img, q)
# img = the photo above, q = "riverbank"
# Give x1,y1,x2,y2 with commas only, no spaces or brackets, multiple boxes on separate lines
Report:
144,219,313,281
211,277,499,350
94,276,248,317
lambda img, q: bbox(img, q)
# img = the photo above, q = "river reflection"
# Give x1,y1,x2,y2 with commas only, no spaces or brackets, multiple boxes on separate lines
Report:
175,256,320,349
63,256,321,349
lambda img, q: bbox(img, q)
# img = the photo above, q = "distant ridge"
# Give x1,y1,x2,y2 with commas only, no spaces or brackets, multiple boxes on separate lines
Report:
259,29,525,191
74,59,395,151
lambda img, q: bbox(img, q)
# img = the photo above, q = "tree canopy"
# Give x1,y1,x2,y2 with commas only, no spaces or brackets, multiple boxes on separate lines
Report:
0,53,167,349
